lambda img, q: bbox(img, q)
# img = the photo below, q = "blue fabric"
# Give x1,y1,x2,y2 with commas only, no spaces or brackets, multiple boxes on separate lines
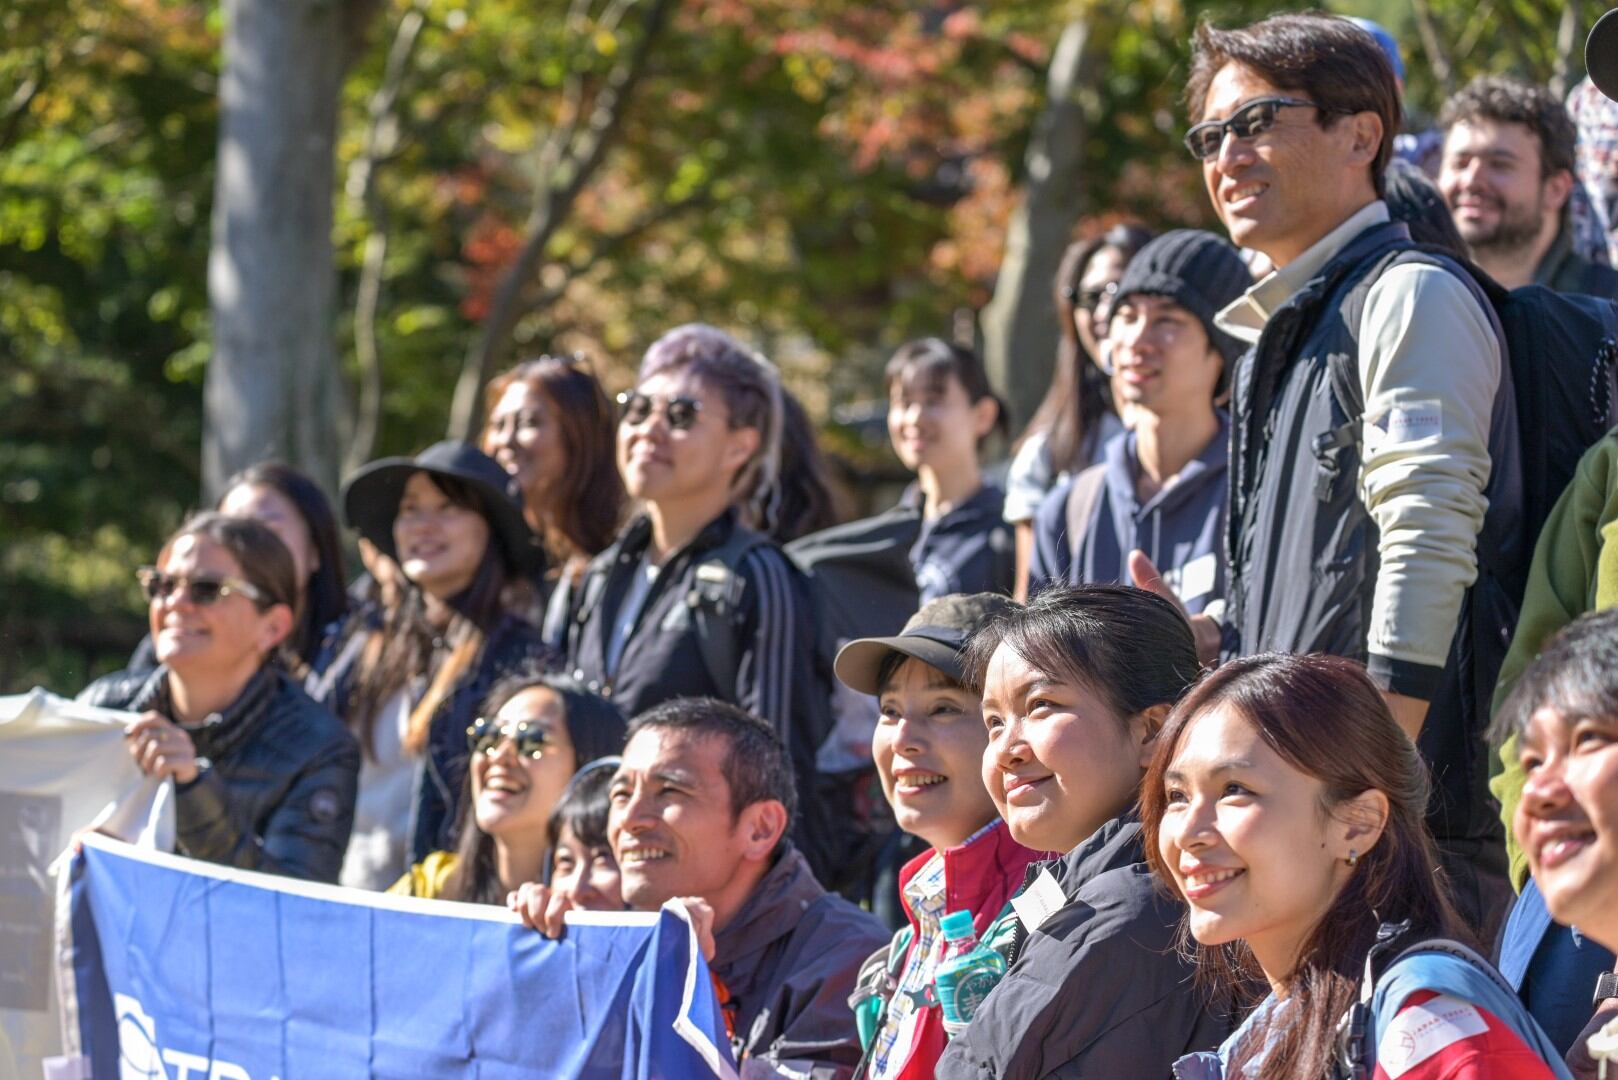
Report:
67,838,736,1079
1500,879,1616,1055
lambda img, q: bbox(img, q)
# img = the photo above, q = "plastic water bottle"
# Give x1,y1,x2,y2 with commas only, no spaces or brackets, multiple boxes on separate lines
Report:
934,909,1007,1037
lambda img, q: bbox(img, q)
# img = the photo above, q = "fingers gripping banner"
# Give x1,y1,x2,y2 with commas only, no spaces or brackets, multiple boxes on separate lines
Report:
60,835,737,1079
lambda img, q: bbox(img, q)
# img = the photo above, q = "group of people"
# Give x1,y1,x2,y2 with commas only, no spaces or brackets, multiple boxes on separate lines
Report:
67,8,1618,1077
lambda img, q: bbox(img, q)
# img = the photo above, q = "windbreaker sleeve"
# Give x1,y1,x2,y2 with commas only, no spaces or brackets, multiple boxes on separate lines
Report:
1356,262,1499,699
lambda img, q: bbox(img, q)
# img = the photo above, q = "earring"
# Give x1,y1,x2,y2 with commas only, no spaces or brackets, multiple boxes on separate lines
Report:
1346,849,1359,867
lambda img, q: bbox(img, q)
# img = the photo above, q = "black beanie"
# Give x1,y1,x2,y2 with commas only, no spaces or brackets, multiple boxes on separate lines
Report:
1111,229,1254,367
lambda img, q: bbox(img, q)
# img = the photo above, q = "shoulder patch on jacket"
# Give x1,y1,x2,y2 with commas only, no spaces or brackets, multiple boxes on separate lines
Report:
1376,993,1487,1077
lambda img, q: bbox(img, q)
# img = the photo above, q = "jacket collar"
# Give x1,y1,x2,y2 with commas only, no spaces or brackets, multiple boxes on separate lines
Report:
139,664,280,762
1217,200,1390,343
711,845,824,991
611,506,740,566
893,819,1043,920
1048,810,1147,899
1532,211,1577,289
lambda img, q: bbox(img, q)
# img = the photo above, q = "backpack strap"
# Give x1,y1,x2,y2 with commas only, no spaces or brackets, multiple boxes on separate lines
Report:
1065,464,1108,562
1335,921,1575,1080
688,525,771,697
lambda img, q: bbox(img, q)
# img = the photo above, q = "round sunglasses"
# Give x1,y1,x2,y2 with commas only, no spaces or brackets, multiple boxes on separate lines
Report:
617,390,703,431
466,716,557,760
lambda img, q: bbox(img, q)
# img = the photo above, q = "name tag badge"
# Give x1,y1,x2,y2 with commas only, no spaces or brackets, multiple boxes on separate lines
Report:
1009,868,1066,935
1175,552,1218,603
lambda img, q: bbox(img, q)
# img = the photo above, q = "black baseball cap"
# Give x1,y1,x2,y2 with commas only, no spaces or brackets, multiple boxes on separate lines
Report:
834,592,1015,696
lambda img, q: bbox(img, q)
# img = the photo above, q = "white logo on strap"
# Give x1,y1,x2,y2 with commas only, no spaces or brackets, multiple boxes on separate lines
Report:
1375,994,1488,1077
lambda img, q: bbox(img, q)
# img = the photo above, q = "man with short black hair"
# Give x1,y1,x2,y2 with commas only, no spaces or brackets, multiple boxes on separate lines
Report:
515,697,885,1079
1439,74,1618,295
1169,12,1513,930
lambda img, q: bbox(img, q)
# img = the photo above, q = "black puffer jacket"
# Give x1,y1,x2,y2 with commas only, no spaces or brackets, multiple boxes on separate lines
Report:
77,664,360,883
935,815,1233,1079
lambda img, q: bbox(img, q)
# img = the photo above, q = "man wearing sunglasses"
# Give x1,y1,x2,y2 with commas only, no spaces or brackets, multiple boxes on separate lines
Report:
1160,13,1512,932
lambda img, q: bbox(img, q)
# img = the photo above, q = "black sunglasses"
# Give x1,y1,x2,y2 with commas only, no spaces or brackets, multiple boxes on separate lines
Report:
617,390,703,431
136,567,268,608
1183,96,1331,161
467,716,556,760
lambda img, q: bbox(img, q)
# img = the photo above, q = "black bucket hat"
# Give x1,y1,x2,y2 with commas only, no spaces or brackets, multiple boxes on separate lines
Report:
341,440,544,578
835,592,1015,696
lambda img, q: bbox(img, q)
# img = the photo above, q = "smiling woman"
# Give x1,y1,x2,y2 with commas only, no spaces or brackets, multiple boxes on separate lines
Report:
389,671,625,904
77,512,361,883
340,441,554,865
932,585,1230,1080
1144,653,1565,1080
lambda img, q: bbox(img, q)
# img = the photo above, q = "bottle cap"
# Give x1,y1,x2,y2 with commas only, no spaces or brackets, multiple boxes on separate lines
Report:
940,910,976,940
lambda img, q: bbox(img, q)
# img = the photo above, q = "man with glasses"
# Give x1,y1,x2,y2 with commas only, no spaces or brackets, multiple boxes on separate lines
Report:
1164,13,1511,931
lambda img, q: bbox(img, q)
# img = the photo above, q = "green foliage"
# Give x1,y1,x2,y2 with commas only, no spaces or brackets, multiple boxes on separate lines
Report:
0,0,215,692
1,0,1587,692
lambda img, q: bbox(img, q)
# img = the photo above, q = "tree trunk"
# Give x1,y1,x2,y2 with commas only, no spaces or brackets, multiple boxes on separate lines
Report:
979,17,1095,436
204,0,351,499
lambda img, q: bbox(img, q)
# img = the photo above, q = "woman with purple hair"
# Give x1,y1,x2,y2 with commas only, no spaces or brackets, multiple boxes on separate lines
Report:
560,324,837,878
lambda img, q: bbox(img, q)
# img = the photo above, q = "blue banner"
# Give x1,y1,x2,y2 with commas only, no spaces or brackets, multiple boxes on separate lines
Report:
62,835,736,1079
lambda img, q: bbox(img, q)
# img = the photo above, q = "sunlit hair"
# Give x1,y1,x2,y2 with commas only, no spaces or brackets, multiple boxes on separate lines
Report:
218,462,349,667
1140,653,1463,1079
481,355,625,566
1186,13,1400,198
964,584,1200,721
1496,607,1618,744
639,324,785,534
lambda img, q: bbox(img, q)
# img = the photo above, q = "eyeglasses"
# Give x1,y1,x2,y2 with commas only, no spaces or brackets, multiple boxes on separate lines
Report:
136,567,269,607
617,391,703,431
1183,96,1333,161
467,716,556,760
1067,280,1119,316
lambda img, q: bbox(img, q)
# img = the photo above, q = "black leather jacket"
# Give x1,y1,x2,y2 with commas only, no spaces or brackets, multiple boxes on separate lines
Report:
77,664,360,883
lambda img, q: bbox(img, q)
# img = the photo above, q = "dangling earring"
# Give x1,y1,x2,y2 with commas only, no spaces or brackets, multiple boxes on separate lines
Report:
1346,849,1359,867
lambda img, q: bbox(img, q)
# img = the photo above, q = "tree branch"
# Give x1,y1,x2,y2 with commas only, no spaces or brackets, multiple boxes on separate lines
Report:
526,182,715,313
343,2,427,473
446,0,678,439
1409,0,1456,98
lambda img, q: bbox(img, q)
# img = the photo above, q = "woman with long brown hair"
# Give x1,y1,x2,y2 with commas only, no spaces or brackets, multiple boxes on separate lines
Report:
481,355,625,644
340,441,552,867
1006,225,1152,600
1146,653,1566,1080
